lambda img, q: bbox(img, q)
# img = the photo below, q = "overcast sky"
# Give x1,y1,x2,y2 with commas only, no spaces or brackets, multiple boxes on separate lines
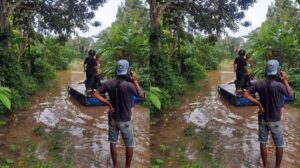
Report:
77,0,274,38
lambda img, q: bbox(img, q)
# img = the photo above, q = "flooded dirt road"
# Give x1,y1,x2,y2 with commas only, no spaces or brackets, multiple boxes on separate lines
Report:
151,64,300,167
0,63,150,168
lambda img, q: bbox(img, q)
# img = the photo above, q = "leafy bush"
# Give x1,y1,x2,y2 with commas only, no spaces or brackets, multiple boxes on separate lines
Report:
32,60,56,84
41,37,80,70
287,68,300,90
0,34,77,112
183,58,206,83
0,87,11,110
192,36,231,70
245,0,300,89
0,47,38,111
145,87,162,110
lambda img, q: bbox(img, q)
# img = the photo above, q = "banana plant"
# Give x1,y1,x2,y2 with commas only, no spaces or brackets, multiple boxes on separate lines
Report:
146,86,162,110
0,86,12,110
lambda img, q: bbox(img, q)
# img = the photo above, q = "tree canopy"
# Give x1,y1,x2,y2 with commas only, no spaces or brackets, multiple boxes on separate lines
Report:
149,0,257,88
1,0,106,38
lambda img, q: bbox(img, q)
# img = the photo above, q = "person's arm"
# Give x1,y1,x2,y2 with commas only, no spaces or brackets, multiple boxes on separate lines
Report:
93,59,98,74
243,90,265,112
233,58,237,72
83,58,87,72
280,71,293,98
130,71,145,99
93,90,114,112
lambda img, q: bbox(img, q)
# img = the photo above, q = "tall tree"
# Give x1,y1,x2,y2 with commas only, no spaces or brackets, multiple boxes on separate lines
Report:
0,0,106,45
149,0,257,84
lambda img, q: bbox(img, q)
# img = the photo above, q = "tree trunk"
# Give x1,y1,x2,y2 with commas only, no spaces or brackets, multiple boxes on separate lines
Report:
149,0,160,84
150,0,159,56
0,0,10,46
0,0,8,30
18,30,27,62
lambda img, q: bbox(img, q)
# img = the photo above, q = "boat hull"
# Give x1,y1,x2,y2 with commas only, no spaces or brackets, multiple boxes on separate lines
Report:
218,82,294,106
68,83,143,106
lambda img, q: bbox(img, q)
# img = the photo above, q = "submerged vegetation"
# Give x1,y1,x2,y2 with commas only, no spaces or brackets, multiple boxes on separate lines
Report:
0,125,72,168
151,123,222,168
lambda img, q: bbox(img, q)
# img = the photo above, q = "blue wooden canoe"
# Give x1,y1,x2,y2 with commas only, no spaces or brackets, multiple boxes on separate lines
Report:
68,83,143,106
218,82,294,106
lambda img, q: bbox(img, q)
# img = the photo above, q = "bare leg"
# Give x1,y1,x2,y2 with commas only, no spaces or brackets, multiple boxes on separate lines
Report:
125,147,133,168
260,143,269,168
110,143,119,168
275,147,283,168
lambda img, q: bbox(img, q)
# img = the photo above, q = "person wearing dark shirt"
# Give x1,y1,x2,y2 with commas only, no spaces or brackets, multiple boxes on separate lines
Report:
233,49,247,92
243,59,293,168
93,59,144,168
83,49,97,92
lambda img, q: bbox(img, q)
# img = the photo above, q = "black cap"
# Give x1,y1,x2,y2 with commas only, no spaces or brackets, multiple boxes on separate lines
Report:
88,49,96,56
238,49,246,56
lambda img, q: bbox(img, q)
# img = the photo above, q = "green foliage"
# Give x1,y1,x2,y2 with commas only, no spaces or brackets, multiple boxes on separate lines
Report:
159,144,169,153
217,36,245,58
245,0,300,88
32,126,72,167
33,124,46,137
0,120,7,126
3,0,107,37
40,37,81,70
0,47,37,111
95,21,149,79
192,36,231,70
67,37,94,58
146,87,162,110
0,87,11,110
47,127,64,151
182,123,222,167
0,158,14,168
150,34,229,116
9,144,18,153
1,0,100,113
293,91,300,108
150,0,257,108
183,123,196,136
151,159,164,168
287,68,300,90
183,58,206,83
32,60,56,84
0,33,81,112
95,0,151,104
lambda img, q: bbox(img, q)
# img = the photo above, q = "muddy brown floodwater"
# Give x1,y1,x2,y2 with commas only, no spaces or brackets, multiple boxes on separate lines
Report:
151,63,300,168
0,63,150,168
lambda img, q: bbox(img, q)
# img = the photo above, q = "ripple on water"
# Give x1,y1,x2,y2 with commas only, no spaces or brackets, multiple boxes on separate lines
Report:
34,108,59,127
69,125,85,137
184,108,209,128
219,125,234,137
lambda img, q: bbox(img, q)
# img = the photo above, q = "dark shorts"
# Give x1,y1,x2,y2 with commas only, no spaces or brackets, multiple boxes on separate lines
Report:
108,117,135,147
258,118,284,147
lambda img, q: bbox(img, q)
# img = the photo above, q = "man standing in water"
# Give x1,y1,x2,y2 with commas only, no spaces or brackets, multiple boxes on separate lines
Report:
233,49,247,94
243,59,293,168
83,49,97,93
93,59,144,168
